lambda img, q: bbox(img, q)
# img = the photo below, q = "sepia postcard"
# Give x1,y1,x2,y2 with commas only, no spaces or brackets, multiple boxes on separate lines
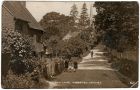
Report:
1,0,139,88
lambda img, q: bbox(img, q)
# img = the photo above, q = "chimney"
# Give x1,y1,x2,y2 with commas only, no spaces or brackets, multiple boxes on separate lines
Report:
20,1,26,7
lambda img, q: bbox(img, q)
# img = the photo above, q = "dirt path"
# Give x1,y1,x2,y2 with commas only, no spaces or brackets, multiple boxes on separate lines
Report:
46,47,128,88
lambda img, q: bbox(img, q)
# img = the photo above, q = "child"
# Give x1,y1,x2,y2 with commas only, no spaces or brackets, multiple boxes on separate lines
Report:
64,60,69,72
68,61,74,72
73,61,78,72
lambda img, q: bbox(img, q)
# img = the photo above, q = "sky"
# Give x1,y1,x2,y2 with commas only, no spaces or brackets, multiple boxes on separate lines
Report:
26,1,97,22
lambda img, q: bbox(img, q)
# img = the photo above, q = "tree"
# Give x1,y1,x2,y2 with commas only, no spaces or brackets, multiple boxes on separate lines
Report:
94,2,138,52
79,3,89,27
70,4,78,23
40,12,71,27
40,12,75,39
45,26,60,39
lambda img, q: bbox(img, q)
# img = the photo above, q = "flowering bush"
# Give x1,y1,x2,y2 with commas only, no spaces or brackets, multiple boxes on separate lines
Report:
2,27,49,88
10,33,33,60
2,27,14,53
2,27,34,74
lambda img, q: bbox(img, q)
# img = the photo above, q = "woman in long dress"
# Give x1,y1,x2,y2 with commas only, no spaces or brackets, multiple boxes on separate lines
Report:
91,50,93,58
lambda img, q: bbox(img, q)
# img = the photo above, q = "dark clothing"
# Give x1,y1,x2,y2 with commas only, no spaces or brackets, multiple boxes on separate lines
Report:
65,61,69,69
55,63,59,74
91,51,93,58
74,62,78,69
43,66,48,79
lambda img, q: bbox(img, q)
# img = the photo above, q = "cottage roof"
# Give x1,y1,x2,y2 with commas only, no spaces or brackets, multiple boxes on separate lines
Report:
3,1,44,31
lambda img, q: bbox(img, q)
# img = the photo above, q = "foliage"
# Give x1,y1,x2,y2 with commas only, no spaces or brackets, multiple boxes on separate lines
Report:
43,26,60,39
94,2,139,52
40,12,72,28
40,8,96,60
2,27,36,74
2,70,34,88
2,69,49,89
70,3,78,25
40,11,84,58
2,27,15,53
2,27,49,88
68,36,87,57
10,34,33,74
70,4,78,19
94,2,138,83
110,57,138,81
58,32,90,60
79,3,90,27
40,12,75,40
45,35,61,57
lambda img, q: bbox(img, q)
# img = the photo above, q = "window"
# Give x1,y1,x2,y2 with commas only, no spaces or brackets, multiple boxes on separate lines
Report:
15,20,23,33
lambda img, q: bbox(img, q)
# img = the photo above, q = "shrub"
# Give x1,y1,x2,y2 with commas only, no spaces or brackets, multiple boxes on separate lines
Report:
2,27,14,53
2,70,34,89
10,33,33,74
2,27,34,74
111,58,138,81
2,70,49,89
2,27,49,88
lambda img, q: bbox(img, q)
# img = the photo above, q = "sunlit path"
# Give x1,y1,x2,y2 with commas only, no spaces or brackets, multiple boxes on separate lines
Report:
78,49,114,71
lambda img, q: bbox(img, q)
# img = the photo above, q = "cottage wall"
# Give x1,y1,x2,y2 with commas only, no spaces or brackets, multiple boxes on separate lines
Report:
2,2,44,56
2,6,15,30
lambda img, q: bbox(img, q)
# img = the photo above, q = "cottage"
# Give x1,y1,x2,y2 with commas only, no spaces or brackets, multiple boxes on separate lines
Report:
2,1,44,55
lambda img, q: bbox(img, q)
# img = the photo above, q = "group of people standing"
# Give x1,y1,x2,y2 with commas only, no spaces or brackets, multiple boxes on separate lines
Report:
64,60,78,72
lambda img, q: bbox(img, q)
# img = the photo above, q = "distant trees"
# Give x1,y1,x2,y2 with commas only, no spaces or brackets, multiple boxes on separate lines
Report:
40,3,97,59
69,3,91,28
40,12,72,28
40,12,78,58
70,4,78,22
44,26,60,39
79,3,89,27
58,34,89,59
40,12,76,39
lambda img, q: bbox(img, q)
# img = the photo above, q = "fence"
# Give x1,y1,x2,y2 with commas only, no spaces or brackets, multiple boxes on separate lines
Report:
42,57,65,80
106,47,138,61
